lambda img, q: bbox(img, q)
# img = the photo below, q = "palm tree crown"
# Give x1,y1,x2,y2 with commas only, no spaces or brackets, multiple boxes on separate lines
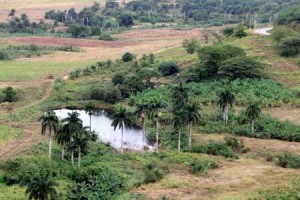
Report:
26,172,58,200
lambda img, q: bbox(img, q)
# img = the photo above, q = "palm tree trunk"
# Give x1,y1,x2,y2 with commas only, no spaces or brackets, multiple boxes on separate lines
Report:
225,105,229,125
251,120,255,136
78,147,81,168
48,135,52,159
178,129,181,152
89,114,92,131
121,126,124,154
71,136,74,165
188,122,192,151
142,118,145,156
61,143,65,160
156,118,159,153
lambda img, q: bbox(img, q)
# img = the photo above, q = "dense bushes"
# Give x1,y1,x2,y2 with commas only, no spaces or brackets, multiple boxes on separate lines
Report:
143,163,164,184
158,62,180,76
188,159,218,175
191,140,237,158
99,34,113,41
276,152,300,168
0,86,18,103
122,52,134,62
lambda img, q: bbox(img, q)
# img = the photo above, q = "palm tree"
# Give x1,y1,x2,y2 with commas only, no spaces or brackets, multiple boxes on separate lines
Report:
62,111,83,165
39,111,58,159
55,122,69,160
72,131,89,168
184,103,201,150
245,104,261,135
148,99,165,153
218,90,235,125
172,82,188,111
173,110,187,152
111,107,132,154
134,103,149,156
84,102,95,131
25,172,58,200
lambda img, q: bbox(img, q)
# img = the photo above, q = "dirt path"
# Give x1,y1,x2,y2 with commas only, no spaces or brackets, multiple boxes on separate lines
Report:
253,27,273,36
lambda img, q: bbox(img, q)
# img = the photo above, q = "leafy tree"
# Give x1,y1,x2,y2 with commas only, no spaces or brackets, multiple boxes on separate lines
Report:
84,102,95,131
25,172,58,200
117,13,134,27
182,38,199,54
72,131,89,168
218,90,235,125
245,104,261,135
39,111,58,159
112,73,125,85
122,52,134,62
68,24,90,38
234,25,247,38
184,103,201,150
62,111,83,165
218,56,264,79
111,106,132,153
172,83,188,111
197,44,245,76
8,9,16,19
158,62,180,76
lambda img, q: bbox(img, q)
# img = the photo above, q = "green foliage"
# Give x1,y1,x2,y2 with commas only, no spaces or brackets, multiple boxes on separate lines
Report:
276,152,300,168
158,62,180,76
112,73,125,85
122,52,134,62
182,38,200,54
188,159,219,175
117,13,134,27
0,86,18,102
69,69,81,79
222,27,234,37
66,169,123,200
234,25,247,38
197,44,245,76
264,178,300,200
191,140,237,158
278,36,300,57
68,24,90,38
143,163,164,184
99,34,113,41
218,56,265,79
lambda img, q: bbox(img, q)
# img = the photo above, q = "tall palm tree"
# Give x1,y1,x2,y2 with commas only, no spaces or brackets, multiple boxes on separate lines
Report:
84,102,95,131
25,172,58,200
72,131,89,168
184,103,201,150
218,90,235,125
148,99,165,153
172,82,188,111
39,111,58,159
62,111,83,165
173,110,187,152
111,107,132,154
245,104,261,135
134,103,149,156
55,122,69,160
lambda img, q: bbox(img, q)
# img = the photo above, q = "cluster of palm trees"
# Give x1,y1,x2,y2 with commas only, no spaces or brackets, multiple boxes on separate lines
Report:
39,110,94,168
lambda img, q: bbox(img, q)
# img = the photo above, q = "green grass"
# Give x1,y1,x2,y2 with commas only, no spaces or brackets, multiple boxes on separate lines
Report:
0,125,23,146
0,60,95,81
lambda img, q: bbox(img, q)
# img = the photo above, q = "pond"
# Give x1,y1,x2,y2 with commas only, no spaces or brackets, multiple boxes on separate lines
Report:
54,109,154,151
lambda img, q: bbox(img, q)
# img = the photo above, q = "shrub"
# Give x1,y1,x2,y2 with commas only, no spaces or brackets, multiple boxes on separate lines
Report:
182,38,199,54
143,163,164,184
112,73,125,85
234,25,247,38
188,159,218,175
56,46,81,52
69,69,81,79
122,52,134,62
191,140,237,158
0,86,18,102
158,62,180,76
0,51,11,60
98,34,113,41
224,135,245,152
276,152,300,168
222,27,234,37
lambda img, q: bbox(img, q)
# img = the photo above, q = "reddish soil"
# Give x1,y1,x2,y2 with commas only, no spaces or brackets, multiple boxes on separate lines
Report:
8,29,202,48
9,37,137,48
